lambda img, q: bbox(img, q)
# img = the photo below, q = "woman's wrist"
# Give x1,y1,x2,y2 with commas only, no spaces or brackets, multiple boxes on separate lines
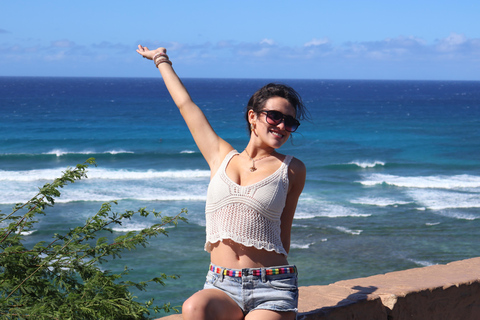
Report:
153,52,167,61
154,52,172,68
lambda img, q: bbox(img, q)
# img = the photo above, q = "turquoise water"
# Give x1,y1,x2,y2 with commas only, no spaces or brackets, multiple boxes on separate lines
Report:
1,77,479,315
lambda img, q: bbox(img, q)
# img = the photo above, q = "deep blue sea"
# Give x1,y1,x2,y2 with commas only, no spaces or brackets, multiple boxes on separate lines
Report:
1,77,479,316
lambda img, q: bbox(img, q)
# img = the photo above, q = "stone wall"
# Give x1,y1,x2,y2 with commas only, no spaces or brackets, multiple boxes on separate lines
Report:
158,257,480,319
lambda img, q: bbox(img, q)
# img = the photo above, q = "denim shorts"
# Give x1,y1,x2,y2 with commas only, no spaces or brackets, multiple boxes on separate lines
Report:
203,263,298,314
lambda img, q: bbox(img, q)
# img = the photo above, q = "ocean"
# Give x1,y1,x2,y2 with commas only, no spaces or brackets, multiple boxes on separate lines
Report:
1,77,479,316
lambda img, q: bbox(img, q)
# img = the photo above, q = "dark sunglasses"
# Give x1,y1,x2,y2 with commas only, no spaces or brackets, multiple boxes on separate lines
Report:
261,110,300,132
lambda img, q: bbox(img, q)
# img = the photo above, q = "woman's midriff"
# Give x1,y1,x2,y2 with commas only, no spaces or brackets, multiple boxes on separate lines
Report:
209,239,289,269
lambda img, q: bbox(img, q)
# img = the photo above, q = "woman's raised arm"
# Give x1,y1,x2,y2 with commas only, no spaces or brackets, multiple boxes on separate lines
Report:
136,45,233,171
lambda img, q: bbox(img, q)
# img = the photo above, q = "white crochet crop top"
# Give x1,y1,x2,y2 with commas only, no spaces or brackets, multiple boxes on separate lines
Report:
205,150,292,256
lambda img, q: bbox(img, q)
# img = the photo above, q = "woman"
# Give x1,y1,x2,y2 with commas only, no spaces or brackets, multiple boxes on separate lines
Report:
137,45,307,320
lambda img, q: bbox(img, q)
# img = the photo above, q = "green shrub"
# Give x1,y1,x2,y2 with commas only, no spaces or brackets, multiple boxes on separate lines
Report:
0,159,186,319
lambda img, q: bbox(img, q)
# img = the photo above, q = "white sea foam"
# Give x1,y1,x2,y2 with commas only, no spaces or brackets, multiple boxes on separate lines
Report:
180,150,196,154
0,168,209,204
432,210,479,221
111,222,174,232
359,173,480,189
290,242,314,249
0,168,69,182
334,226,362,235
348,160,385,168
106,150,134,155
16,230,36,236
295,199,371,219
322,205,371,218
0,167,210,182
292,213,319,219
43,149,134,156
53,186,208,204
87,168,210,180
350,197,411,207
0,181,208,204
406,258,436,267
407,189,480,211
45,149,88,157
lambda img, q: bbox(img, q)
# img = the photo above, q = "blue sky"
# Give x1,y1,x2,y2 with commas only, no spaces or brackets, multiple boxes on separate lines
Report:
1,1,479,80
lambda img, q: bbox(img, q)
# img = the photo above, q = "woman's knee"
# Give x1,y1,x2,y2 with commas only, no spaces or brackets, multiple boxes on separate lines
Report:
182,294,206,319
182,289,243,320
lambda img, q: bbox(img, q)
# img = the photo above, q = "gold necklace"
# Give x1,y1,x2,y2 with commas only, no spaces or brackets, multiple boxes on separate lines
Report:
244,149,273,172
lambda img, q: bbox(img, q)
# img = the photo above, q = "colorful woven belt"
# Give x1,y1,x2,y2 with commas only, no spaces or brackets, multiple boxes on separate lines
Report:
209,264,296,277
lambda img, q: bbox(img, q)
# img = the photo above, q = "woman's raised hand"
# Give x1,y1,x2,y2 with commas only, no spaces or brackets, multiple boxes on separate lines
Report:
136,45,166,60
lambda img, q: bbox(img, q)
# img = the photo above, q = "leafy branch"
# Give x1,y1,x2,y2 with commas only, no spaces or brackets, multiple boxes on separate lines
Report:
0,159,186,319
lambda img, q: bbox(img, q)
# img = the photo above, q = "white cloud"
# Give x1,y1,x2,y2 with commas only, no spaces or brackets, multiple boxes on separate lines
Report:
5,33,478,64
51,40,76,48
44,51,67,61
216,40,233,49
260,38,275,46
384,36,426,45
304,38,330,47
2,33,480,79
338,36,426,60
92,41,131,53
435,32,467,52
251,47,272,57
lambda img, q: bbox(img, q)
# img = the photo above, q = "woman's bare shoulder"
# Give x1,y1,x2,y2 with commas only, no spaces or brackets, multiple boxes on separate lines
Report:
287,156,306,192
289,156,306,174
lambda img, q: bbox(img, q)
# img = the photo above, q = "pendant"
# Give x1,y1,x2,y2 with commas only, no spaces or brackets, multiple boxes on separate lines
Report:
250,166,257,172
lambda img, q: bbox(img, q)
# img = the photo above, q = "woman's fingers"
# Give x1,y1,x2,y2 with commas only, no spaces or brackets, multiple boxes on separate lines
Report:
136,45,167,60
136,45,152,59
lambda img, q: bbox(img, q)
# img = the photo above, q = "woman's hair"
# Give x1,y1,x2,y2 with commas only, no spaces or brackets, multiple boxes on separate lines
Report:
244,83,307,133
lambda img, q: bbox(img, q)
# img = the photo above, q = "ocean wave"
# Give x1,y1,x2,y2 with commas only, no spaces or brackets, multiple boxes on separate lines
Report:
44,149,135,156
0,167,211,182
359,173,480,189
0,187,207,205
295,199,371,219
407,189,480,211
325,161,387,170
333,226,363,235
348,160,385,168
431,210,479,221
16,230,36,236
111,222,175,233
53,194,207,204
406,258,436,267
0,193,207,205
0,149,135,157
87,168,210,180
0,176,209,204
290,242,314,249
350,197,412,207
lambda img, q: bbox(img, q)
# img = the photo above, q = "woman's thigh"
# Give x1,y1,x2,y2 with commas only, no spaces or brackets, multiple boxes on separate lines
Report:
245,309,296,320
182,288,244,320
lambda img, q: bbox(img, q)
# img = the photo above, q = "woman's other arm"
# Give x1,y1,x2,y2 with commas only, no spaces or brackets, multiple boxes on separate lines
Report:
280,157,306,254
